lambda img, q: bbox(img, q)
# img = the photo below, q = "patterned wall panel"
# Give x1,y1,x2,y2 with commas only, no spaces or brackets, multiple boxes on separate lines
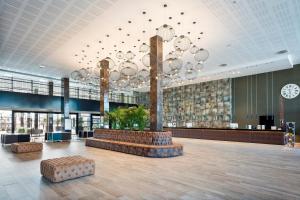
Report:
163,79,232,128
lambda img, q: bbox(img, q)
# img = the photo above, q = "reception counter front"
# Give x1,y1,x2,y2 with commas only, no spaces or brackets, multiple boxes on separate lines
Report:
166,128,286,145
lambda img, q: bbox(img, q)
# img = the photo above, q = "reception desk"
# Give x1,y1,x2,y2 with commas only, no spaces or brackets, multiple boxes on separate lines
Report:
166,128,286,145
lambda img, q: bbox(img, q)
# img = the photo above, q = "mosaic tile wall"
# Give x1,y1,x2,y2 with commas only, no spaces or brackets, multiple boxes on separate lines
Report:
163,79,232,128
135,79,232,128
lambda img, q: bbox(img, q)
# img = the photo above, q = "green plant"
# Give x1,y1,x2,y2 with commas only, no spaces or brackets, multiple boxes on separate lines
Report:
134,106,149,131
17,127,25,133
107,111,117,129
107,106,149,131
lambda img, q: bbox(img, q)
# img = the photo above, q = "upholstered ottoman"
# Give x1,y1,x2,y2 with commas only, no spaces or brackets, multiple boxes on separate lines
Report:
40,156,95,183
11,142,43,153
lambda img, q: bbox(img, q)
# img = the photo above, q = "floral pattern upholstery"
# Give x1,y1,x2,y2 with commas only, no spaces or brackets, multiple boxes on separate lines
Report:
93,129,173,145
40,156,95,183
11,142,43,153
86,138,183,158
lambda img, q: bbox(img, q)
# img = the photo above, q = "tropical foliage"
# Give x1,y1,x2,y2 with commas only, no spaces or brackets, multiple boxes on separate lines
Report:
107,106,149,131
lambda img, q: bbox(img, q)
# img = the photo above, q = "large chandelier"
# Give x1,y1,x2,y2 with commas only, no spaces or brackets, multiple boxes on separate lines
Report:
70,21,210,92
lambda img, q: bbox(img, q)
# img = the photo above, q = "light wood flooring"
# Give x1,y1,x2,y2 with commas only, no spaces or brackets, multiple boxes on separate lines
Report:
1,138,300,200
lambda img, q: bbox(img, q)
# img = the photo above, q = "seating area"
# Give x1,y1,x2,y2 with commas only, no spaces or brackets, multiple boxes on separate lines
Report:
40,155,95,183
86,129,183,157
11,142,43,153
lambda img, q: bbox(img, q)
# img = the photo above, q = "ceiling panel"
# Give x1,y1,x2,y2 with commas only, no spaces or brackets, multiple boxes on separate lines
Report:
0,0,299,85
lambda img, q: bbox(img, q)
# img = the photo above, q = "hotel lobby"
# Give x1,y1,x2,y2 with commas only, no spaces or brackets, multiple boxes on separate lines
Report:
1,0,300,199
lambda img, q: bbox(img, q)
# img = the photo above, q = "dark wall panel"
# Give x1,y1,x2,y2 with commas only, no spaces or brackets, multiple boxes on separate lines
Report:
0,91,136,113
233,65,300,133
0,91,62,111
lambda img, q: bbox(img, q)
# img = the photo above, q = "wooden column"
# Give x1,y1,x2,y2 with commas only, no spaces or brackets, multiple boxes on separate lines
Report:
150,35,163,131
100,59,110,115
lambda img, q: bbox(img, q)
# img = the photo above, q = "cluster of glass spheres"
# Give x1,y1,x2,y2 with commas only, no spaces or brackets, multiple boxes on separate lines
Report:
70,23,209,91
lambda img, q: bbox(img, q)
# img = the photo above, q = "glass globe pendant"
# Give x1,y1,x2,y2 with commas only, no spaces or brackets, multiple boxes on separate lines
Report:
119,60,138,76
109,69,121,81
165,51,177,60
194,48,209,62
189,44,199,54
71,70,80,80
184,67,197,80
104,57,116,68
194,63,204,71
139,43,150,53
157,24,175,42
125,51,136,60
173,35,191,52
137,69,150,82
142,53,150,67
116,51,124,59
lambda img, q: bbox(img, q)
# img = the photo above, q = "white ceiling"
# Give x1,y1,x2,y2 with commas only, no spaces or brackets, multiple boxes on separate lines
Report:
1,0,300,84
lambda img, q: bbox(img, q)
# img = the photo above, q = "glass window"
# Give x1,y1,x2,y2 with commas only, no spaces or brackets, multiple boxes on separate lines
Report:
0,110,12,133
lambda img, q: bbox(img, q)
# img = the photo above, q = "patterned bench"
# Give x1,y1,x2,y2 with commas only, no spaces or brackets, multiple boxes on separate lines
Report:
11,142,43,153
86,138,183,158
40,156,95,183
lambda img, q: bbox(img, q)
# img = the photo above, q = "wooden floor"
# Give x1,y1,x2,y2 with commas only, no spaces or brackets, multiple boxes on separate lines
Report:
1,138,300,200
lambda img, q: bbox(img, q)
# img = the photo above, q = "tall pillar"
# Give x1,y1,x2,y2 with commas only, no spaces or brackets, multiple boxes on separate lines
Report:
100,59,109,114
100,59,109,128
48,81,54,132
150,35,163,131
34,113,38,130
61,78,70,131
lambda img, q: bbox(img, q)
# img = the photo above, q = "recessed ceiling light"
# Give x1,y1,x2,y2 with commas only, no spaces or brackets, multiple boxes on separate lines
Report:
142,11,146,15
163,4,167,8
276,50,288,54
219,64,227,67
128,20,132,23
39,65,46,68
169,17,172,19
177,22,181,25
106,34,109,37
137,39,140,42
86,45,90,47
118,28,122,31
200,32,203,34
180,12,184,15
148,19,152,22
99,41,102,43
127,33,130,36
193,21,196,24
